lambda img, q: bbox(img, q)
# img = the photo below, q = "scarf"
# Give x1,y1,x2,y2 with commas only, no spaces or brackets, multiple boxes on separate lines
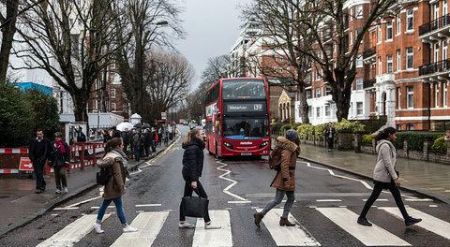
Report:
111,149,128,166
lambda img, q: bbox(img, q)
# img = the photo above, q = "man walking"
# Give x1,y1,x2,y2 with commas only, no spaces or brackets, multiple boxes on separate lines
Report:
29,129,51,193
324,123,335,152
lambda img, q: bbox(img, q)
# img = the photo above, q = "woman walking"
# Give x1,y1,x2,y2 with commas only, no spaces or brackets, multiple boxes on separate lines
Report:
94,138,137,233
254,129,300,227
50,132,70,194
179,128,220,229
357,127,421,227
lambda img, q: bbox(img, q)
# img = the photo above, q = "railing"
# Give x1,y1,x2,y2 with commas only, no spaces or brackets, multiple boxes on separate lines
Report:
419,14,450,36
419,59,450,76
363,79,376,88
363,47,376,59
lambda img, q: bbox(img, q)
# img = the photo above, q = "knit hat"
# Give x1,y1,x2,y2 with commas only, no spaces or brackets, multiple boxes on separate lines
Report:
285,129,299,142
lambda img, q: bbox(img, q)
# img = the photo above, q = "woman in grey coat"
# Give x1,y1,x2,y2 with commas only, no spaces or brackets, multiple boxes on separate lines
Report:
358,127,421,227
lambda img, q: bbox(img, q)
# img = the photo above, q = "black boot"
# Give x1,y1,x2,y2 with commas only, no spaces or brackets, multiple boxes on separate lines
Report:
279,217,295,227
254,213,264,227
405,216,422,226
357,217,372,226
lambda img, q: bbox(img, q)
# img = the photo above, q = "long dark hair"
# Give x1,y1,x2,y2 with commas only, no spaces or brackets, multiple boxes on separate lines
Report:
104,137,122,155
376,127,397,141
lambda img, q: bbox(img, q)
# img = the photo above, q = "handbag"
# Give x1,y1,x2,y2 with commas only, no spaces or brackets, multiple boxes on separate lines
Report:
181,195,209,218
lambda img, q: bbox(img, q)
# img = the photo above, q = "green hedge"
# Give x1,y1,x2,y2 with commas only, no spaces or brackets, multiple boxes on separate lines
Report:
431,136,447,154
362,134,374,146
395,132,444,151
297,124,314,140
280,124,292,134
335,119,365,133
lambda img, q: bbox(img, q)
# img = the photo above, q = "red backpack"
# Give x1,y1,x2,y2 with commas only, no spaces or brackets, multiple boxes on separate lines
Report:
269,146,283,171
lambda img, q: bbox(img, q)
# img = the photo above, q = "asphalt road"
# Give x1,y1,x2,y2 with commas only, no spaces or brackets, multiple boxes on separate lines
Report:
1,125,450,247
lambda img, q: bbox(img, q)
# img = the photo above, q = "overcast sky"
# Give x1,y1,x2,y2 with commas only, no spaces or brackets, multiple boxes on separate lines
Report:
176,0,252,88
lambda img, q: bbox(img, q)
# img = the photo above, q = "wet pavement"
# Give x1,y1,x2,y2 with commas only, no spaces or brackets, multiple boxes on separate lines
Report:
299,144,450,204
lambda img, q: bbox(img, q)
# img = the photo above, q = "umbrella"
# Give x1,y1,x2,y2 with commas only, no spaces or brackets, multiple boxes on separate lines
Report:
116,122,134,131
142,123,151,128
134,123,142,128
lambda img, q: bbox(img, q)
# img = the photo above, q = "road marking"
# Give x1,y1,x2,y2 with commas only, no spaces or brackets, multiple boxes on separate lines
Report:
405,198,433,202
363,199,389,202
316,208,411,246
302,162,373,190
427,187,445,191
316,199,342,202
54,207,79,211
380,207,450,240
91,206,115,210
216,161,249,202
258,208,320,246
135,204,162,207
64,196,102,209
429,205,438,208
37,214,110,247
227,200,252,204
445,190,450,193
110,211,169,247
129,168,143,176
192,210,232,247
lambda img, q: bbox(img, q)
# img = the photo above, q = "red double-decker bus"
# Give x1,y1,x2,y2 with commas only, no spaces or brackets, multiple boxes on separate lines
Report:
205,78,270,158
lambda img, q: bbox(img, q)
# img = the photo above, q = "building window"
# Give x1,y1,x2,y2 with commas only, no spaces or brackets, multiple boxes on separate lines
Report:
306,90,312,99
406,9,414,31
315,88,322,98
406,47,414,69
308,106,312,117
407,86,414,109
434,3,439,21
387,55,393,73
356,54,363,68
386,21,393,40
444,82,448,107
443,41,448,60
436,83,440,108
316,107,321,118
355,79,364,90
110,88,116,99
396,50,401,71
396,16,401,35
396,87,401,109
111,103,116,112
325,105,331,116
325,87,332,95
356,5,363,19
445,0,449,16
434,43,440,63
356,102,363,115
378,57,382,74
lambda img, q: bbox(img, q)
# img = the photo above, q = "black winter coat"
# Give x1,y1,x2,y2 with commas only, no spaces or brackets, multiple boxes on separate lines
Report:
182,138,205,181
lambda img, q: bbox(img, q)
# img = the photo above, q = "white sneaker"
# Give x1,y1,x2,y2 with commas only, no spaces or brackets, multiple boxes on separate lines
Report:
122,224,138,233
55,189,61,194
178,222,195,229
93,223,104,234
63,187,69,193
204,221,221,229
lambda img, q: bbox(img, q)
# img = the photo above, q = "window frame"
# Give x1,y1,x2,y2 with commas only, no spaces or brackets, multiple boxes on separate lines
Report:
407,86,414,109
406,47,414,70
406,9,414,32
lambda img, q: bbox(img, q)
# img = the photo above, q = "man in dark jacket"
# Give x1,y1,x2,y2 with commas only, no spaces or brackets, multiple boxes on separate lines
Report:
29,129,51,193
324,123,336,152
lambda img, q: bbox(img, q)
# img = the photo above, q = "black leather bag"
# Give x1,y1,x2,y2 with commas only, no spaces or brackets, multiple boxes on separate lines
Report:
181,196,209,218
96,167,112,185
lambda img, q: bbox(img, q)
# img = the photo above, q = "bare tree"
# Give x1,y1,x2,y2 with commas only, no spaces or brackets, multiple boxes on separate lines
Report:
115,0,182,115
290,0,395,121
141,50,193,122
13,0,125,123
202,54,235,84
243,0,311,124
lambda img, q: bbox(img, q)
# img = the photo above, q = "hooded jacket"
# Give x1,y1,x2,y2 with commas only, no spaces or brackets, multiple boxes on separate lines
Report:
182,137,205,181
271,136,300,191
373,139,398,183
97,150,128,200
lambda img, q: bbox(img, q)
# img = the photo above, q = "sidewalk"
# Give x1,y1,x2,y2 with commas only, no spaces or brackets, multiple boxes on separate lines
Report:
299,144,450,204
0,141,174,237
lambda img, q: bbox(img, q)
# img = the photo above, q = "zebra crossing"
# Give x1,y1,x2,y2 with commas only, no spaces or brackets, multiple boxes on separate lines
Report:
37,206,450,247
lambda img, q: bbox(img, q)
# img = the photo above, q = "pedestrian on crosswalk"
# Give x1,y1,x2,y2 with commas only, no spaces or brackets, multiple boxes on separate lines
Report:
358,127,422,227
93,137,138,234
254,129,300,228
179,128,220,229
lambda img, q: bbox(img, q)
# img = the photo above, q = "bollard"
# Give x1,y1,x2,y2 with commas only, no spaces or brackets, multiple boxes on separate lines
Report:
403,140,408,159
423,140,430,161
80,143,85,170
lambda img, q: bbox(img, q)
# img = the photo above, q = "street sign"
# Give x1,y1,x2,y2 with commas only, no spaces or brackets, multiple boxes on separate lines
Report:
18,157,33,172
161,112,167,120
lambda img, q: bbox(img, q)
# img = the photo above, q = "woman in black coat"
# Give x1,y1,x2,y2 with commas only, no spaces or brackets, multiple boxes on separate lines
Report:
179,128,220,229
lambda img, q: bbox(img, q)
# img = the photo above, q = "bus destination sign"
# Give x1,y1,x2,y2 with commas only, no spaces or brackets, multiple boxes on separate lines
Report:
225,103,266,113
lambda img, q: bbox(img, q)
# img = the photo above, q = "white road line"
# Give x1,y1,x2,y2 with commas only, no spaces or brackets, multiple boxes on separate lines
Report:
135,204,162,207
429,205,438,208
405,198,433,202
54,207,79,211
91,206,115,210
302,162,373,190
129,168,143,176
363,199,389,202
216,161,249,202
444,190,450,193
316,208,411,246
227,200,252,204
380,207,450,240
258,208,320,246
192,210,232,247
37,214,110,247
110,211,169,247
427,187,445,190
316,199,342,202
64,196,102,209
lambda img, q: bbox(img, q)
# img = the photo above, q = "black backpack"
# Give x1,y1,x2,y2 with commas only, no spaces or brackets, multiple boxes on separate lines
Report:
96,167,112,185
269,147,283,171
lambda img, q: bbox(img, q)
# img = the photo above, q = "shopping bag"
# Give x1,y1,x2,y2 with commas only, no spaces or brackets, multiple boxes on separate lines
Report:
181,196,209,218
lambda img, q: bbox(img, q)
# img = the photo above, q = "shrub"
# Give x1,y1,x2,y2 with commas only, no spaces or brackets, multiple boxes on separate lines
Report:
335,119,365,133
395,132,444,151
432,136,447,154
297,124,314,140
362,134,374,146
314,124,327,141
25,90,60,139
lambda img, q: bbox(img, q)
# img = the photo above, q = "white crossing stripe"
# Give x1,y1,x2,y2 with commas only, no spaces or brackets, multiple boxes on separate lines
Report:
192,210,232,247
110,211,169,247
404,198,433,202
37,214,110,247
316,208,411,246
259,208,320,246
380,207,450,240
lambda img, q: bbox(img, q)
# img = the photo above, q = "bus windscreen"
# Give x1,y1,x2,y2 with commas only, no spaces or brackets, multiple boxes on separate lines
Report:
223,118,268,140
222,80,266,100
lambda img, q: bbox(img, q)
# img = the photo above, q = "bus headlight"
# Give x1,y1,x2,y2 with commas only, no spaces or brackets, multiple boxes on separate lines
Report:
260,141,269,147
224,142,233,148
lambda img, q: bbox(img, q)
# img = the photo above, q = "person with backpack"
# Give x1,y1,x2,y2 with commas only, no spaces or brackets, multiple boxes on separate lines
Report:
357,127,422,226
178,128,220,229
94,137,137,234
254,129,300,227
357,127,422,227
49,132,70,194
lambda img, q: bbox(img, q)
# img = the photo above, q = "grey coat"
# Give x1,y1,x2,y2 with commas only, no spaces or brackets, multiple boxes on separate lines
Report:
373,140,398,183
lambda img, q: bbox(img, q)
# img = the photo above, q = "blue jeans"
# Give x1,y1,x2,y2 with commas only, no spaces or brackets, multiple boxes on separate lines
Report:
97,197,127,225
261,189,295,218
